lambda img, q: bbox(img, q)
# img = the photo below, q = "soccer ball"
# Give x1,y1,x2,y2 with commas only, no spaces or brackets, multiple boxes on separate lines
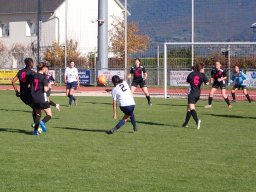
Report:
97,75,107,85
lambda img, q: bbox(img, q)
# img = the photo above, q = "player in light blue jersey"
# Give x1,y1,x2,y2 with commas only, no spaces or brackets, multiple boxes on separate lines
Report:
231,65,251,103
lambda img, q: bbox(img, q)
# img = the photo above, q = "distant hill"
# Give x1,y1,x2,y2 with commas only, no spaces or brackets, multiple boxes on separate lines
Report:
121,0,256,43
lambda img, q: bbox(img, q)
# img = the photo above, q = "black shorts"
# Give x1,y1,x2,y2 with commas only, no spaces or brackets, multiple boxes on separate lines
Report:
33,102,50,110
188,94,200,104
131,80,147,88
120,105,135,116
66,81,78,90
20,95,33,107
212,81,226,89
233,84,246,90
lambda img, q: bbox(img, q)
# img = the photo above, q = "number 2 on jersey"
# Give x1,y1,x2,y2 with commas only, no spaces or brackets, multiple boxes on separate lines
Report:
119,84,127,92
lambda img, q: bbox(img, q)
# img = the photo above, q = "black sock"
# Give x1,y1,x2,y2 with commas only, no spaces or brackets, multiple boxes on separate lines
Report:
208,96,213,105
32,108,36,122
190,109,198,124
183,111,191,125
68,95,72,105
49,100,56,107
224,97,231,106
41,115,51,124
231,92,236,100
34,114,41,131
146,95,151,103
245,94,251,102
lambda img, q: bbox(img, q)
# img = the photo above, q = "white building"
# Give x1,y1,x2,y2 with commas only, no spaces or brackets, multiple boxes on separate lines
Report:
0,0,126,54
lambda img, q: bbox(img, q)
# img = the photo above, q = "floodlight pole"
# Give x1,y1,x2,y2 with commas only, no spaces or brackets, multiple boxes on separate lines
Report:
36,0,41,63
64,0,68,69
191,0,194,67
124,0,128,80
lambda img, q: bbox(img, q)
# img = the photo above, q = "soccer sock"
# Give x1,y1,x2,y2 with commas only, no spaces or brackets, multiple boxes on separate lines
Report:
190,109,198,124
208,96,213,105
231,92,236,100
68,95,72,105
224,97,231,106
49,100,56,107
34,114,41,130
41,115,52,124
32,108,36,121
146,95,151,103
112,119,126,132
245,94,251,102
130,113,136,129
183,111,191,125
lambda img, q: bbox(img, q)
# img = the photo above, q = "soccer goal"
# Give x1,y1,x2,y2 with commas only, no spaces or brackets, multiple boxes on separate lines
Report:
163,42,256,98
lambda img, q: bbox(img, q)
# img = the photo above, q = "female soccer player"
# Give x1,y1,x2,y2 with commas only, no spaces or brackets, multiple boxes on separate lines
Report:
231,65,251,103
64,61,80,107
31,62,52,135
182,64,209,129
12,58,36,123
205,61,232,108
106,75,137,134
128,58,152,106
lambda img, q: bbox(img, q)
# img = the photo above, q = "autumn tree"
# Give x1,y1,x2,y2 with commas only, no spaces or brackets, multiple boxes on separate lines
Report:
43,39,87,68
109,16,150,57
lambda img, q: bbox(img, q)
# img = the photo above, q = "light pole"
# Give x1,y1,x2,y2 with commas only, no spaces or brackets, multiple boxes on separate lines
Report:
124,0,128,80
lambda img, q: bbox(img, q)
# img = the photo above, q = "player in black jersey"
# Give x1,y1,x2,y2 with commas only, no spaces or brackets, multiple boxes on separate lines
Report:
205,61,232,108
12,58,37,123
182,64,209,129
128,58,152,106
31,62,52,135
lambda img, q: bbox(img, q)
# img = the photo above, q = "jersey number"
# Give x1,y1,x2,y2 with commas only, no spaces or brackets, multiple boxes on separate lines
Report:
119,84,127,92
193,76,200,86
34,79,39,91
21,72,26,83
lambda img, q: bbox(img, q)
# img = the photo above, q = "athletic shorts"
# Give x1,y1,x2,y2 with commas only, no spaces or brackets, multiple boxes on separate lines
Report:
20,95,33,107
131,80,147,88
120,105,135,116
212,81,226,89
188,94,200,104
33,101,50,110
233,84,246,90
66,81,78,90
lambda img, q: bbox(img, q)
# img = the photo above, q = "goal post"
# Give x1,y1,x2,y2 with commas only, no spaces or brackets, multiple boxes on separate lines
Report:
164,42,256,99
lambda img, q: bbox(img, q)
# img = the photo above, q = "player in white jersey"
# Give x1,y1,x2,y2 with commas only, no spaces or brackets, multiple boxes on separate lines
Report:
106,75,137,134
64,61,80,107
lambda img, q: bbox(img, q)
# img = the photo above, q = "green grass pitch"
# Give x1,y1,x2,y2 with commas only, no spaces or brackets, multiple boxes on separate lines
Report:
0,90,256,192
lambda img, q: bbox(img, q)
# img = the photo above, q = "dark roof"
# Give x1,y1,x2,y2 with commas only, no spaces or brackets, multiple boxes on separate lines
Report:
0,0,65,14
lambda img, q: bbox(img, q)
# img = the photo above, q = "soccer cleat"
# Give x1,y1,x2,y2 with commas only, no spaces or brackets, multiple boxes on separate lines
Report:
148,102,152,106
197,119,201,129
56,104,61,112
182,123,189,128
33,130,40,135
228,105,232,109
204,105,212,108
106,129,114,134
133,126,138,132
38,127,43,134
39,121,47,132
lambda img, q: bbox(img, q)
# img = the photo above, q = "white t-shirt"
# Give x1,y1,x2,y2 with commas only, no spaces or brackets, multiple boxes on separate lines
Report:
65,67,78,83
112,81,135,107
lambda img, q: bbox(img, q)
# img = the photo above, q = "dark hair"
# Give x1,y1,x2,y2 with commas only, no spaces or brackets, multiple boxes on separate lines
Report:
112,75,123,86
24,58,34,68
135,58,141,62
37,62,47,71
192,63,204,72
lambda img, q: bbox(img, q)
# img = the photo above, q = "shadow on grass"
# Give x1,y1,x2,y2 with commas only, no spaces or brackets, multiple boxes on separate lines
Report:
55,126,107,133
134,120,170,127
81,101,112,105
0,108,31,113
204,113,256,120
0,128,32,135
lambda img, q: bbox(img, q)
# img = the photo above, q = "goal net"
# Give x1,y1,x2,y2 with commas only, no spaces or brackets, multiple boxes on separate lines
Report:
163,42,256,99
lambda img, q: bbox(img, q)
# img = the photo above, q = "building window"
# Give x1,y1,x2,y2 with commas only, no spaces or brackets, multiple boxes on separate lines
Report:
0,22,9,37
26,21,36,36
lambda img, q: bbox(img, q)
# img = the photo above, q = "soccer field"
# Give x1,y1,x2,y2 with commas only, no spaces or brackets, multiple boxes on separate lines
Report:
0,90,255,192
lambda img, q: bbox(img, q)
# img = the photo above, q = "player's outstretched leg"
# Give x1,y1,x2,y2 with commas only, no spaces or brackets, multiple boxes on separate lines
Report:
182,111,191,127
106,119,126,134
190,109,200,129
130,113,137,132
